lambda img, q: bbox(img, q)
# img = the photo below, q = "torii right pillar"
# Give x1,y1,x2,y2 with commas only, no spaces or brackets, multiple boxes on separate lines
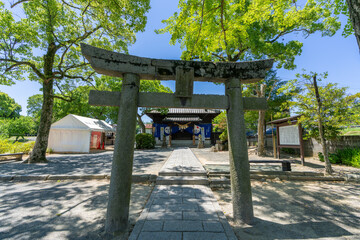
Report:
226,78,253,224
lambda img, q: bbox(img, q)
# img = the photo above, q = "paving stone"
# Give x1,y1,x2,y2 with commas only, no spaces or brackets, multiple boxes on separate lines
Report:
146,211,182,220
163,220,203,232
180,192,196,197
153,197,182,205
138,232,182,240
149,205,166,212
167,203,198,211
183,212,218,220
183,232,228,240
183,197,212,204
203,221,224,232
142,220,164,232
155,192,169,197
197,203,216,213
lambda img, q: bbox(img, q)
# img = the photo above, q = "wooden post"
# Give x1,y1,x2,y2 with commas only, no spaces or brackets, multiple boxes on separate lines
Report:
299,123,305,165
105,73,140,235
225,78,254,224
271,115,277,158
276,126,280,159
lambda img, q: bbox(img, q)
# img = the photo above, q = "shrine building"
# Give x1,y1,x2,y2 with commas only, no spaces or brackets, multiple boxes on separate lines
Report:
146,108,221,147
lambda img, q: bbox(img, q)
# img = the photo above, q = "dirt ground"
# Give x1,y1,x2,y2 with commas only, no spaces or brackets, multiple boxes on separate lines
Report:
213,180,360,240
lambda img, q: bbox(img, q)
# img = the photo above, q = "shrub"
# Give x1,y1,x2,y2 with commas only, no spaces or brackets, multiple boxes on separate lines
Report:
0,139,35,154
219,128,228,142
318,152,340,164
318,148,360,168
0,139,11,154
135,133,155,149
13,141,35,154
282,148,295,154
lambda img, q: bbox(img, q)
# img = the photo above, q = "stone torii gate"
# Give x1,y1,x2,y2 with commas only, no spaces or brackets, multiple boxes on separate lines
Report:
81,43,274,235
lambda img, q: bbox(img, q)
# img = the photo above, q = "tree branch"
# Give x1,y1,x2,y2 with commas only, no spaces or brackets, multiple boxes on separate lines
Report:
53,94,73,102
220,0,229,58
190,0,205,57
10,0,31,8
211,53,227,62
266,28,312,43
0,58,45,79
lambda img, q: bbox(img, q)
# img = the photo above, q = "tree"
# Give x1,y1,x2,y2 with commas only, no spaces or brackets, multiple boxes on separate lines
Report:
27,79,172,131
0,118,10,138
280,71,359,174
243,70,293,156
0,0,150,162
213,71,294,155
158,0,340,69
137,80,172,133
212,111,228,141
8,116,36,140
330,0,360,50
0,92,21,118
346,0,360,50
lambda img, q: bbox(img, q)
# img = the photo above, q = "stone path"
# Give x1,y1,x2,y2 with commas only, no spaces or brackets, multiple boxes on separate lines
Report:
156,148,208,185
129,148,237,240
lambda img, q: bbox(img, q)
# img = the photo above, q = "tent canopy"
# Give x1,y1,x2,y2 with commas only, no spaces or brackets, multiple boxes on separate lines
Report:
51,114,115,132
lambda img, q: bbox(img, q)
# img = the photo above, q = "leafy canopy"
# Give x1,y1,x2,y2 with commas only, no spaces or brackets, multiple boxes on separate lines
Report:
243,70,293,131
0,91,21,118
279,71,360,140
27,78,172,124
0,0,150,89
158,0,340,69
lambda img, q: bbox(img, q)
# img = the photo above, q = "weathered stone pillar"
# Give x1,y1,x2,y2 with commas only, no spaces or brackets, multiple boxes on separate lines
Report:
225,78,254,224
105,73,140,235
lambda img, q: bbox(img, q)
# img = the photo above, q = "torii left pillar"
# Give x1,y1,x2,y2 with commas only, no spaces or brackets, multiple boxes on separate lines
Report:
105,73,140,234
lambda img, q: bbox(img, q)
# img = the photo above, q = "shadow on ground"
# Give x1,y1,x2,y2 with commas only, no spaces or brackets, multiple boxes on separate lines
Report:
0,181,153,240
213,181,360,240
0,148,172,176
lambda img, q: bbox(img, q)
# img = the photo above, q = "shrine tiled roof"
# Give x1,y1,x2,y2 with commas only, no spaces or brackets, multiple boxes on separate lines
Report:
163,116,202,122
148,108,221,114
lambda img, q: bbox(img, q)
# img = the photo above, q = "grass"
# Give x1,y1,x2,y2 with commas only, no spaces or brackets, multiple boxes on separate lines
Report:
341,127,360,136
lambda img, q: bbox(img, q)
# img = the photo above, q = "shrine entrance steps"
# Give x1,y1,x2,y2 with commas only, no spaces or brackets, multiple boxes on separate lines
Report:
129,148,237,240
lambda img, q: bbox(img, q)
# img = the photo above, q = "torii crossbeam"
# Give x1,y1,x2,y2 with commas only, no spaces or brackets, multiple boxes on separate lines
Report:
81,43,274,235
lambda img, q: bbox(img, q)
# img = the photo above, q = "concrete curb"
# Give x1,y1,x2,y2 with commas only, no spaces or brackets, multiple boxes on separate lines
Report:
0,174,158,183
1,172,358,184
209,172,353,187
345,173,360,182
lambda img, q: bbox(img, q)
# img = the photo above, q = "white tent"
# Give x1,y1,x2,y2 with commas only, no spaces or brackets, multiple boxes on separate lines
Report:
48,114,115,153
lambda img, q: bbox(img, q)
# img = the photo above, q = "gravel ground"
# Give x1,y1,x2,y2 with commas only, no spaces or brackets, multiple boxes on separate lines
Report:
0,148,172,176
0,180,153,240
213,180,360,240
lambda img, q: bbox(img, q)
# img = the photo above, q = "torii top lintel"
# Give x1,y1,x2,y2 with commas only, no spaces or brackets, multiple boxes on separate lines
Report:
81,44,274,83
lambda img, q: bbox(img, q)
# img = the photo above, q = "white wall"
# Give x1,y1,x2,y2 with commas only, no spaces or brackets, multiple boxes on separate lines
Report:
48,129,91,153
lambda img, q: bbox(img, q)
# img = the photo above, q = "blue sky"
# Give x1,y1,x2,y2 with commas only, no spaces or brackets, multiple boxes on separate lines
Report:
1,0,359,117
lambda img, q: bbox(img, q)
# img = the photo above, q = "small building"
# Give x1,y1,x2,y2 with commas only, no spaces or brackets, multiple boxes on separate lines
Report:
146,108,221,147
48,114,115,153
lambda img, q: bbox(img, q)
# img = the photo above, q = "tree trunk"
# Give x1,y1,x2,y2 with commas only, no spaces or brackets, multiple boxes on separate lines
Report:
27,80,54,163
313,75,333,174
137,113,146,133
27,42,57,163
346,0,360,50
257,84,266,156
